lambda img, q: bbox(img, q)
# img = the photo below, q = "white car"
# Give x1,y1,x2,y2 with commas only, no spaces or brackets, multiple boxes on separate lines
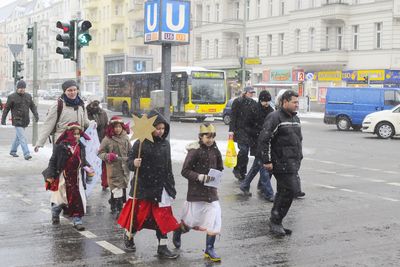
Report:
362,104,400,139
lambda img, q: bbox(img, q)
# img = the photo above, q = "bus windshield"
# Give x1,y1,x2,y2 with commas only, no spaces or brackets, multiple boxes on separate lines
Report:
191,78,225,104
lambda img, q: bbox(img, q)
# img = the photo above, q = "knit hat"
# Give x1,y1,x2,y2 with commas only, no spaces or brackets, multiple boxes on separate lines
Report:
199,123,216,134
105,116,130,138
16,80,26,89
259,90,271,102
56,122,90,145
110,116,124,124
62,80,78,92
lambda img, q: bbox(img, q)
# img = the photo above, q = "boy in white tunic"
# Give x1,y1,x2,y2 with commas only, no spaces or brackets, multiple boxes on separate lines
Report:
173,123,224,262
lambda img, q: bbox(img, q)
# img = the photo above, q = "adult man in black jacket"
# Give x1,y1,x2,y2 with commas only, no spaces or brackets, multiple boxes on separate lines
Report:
258,90,302,236
229,86,257,180
1,80,39,160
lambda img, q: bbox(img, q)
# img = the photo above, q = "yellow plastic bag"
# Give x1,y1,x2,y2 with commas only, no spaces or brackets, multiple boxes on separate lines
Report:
224,136,237,168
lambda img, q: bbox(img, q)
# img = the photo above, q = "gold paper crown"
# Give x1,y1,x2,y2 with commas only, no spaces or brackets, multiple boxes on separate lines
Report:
199,124,216,134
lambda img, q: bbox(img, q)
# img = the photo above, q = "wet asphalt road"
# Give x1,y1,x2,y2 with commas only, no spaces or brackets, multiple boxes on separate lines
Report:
1,106,400,266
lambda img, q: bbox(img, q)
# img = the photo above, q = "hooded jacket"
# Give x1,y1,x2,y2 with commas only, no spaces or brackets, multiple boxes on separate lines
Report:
127,111,176,202
181,141,223,202
1,92,38,127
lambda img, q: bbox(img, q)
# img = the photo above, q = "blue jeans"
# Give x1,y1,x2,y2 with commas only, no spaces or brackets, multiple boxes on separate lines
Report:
10,126,30,157
240,157,274,198
51,203,82,225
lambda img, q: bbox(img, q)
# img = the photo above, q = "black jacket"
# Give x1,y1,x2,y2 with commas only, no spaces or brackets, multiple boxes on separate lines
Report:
128,112,176,202
229,96,257,145
249,103,274,156
42,141,90,189
258,108,303,174
1,92,39,127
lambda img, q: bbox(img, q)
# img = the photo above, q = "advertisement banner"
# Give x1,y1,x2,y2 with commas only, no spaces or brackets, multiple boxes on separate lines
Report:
318,87,327,104
357,69,384,81
317,71,342,81
270,69,292,82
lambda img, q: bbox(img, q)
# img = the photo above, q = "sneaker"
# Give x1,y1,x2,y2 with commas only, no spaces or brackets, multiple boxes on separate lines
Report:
295,192,306,198
157,245,179,259
263,196,274,202
52,216,60,225
24,155,32,160
9,152,19,157
239,185,252,196
232,169,243,180
73,224,85,231
269,221,286,236
123,232,136,251
283,227,292,235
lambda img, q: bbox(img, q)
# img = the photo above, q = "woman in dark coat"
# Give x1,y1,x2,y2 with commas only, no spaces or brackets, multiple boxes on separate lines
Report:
117,111,179,259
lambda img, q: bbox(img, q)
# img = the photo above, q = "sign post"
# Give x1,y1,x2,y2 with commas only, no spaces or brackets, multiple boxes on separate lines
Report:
144,0,190,123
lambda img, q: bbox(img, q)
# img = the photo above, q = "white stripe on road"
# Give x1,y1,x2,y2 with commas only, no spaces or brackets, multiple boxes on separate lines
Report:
319,160,335,164
316,184,337,189
361,167,381,171
40,208,51,214
96,241,126,255
337,174,357,178
368,179,386,183
340,188,355,193
387,182,400,187
79,231,97,239
379,197,400,202
317,170,337,174
384,171,399,175
21,198,33,205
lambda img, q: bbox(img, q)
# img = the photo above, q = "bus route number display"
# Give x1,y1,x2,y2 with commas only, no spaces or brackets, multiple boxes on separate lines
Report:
192,72,224,79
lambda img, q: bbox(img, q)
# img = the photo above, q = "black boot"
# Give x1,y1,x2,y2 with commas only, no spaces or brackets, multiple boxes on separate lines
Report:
108,193,117,214
204,235,221,262
172,229,182,249
115,197,124,219
269,220,286,236
123,231,136,251
157,232,179,259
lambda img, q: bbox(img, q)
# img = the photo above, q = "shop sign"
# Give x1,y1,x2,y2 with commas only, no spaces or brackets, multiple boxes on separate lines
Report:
357,70,384,81
270,69,292,82
317,71,341,81
384,70,400,83
342,70,357,82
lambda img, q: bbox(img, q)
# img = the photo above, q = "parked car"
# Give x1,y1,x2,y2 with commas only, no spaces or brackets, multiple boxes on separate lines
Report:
362,104,400,139
324,87,400,131
222,98,234,125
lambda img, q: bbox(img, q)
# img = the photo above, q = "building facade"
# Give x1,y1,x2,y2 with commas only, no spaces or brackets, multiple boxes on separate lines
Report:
191,0,400,110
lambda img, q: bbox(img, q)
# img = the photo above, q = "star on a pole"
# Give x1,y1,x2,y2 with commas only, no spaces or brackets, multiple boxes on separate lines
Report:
131,113,157,143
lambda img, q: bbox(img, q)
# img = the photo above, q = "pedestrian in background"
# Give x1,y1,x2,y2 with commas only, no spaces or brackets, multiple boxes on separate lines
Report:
35,80,90,152
258,90,303,236
87,99,109,190
98,116,131,217
240,90,275,201
1,80,39,160
117,111,179,259
42,122,93,231
228,86,258,181
173,123,224,262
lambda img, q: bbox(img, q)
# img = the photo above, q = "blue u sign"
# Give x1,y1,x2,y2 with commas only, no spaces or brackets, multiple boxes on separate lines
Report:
144,0,190,45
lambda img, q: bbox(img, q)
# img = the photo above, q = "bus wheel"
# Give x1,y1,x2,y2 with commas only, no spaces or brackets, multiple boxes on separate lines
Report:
122,102,129,116
196,117,206,122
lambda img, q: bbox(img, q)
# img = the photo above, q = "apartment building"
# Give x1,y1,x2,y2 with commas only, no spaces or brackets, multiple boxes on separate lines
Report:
192,0,400,109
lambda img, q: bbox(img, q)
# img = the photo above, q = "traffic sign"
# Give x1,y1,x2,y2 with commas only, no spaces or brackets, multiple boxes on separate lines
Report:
244,58,261,65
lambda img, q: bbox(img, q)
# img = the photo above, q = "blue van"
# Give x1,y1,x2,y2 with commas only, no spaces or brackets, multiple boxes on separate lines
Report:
324,87,400,130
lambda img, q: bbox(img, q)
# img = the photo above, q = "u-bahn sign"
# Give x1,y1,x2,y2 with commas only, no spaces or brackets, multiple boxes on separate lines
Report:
144,0,190,45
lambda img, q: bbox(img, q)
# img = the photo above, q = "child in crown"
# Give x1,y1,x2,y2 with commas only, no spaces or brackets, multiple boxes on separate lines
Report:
173,123,224,262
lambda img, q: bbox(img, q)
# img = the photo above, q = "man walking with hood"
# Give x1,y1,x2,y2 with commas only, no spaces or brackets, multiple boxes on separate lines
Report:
1,80,39,160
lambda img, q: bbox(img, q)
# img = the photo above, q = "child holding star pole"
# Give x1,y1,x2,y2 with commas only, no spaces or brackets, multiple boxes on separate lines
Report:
117,111,180,259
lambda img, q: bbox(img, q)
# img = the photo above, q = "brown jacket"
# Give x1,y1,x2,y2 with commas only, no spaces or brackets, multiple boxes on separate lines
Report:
181,141,224,202
98,131,131,191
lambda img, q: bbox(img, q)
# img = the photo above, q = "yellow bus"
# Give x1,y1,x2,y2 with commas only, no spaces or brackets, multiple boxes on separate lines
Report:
106,67,227,121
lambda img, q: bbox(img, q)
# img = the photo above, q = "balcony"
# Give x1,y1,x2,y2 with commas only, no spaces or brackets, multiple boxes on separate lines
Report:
110,39,125,51
84,0,99,9
320,1,350,23
111,16,125,25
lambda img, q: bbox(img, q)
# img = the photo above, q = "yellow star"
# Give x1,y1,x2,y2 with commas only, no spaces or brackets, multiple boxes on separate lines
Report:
130,113,157,143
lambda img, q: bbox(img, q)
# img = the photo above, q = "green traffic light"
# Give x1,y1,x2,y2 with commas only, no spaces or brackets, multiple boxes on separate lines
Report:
78,33,92,46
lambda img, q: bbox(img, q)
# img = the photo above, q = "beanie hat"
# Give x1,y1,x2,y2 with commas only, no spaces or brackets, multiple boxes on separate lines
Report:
110,116,124,124
259,90,271,102
16,80,26,89
62,80,78,92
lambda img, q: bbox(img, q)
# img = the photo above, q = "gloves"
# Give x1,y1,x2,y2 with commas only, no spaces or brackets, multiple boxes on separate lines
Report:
106,152,118,163
197,174,214,183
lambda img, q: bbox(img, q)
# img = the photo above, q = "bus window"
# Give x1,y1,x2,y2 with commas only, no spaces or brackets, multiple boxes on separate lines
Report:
191,78,225,104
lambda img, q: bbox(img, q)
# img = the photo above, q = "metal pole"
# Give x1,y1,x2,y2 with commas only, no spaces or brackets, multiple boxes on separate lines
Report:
161,43,172,124
241,0,247,89
32,22,38,145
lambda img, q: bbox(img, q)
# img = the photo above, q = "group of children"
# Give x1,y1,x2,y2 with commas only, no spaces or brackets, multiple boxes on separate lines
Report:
42,111,224,262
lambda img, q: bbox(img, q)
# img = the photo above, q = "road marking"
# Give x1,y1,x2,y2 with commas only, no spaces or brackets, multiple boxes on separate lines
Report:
96,241,125,255
79,231,97,239
40,208,51,214
12,193,23,198
368,179,386,183
379,197,400,202
319,160,335,164
317,170,337,174
384,171,399,175
316,184,337,189
361,167,381,171
337,174,357,178
340,188,355,192
387,182,400,187
21,198,33,205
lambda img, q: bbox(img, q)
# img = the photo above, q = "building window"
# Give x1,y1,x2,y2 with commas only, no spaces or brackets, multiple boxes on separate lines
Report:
216,4,220,22
375,22,382,49
267,34,272,56
205,40,209,58
337,26,342,50
214,39,219,58
257,0,261,18
246,36,249,57
309,27,315,51
325,27,330,50
310,0,315,8
195,37,202,60
268,0,273,17
279,33,284,55
246,0,250,20
352,25,359,50
255,36,260,56
295,29,300,52
279,0,285,16
296,0,301,9
206,5,210,22
235,2,240,19
352,0,359,4
235,38,240,56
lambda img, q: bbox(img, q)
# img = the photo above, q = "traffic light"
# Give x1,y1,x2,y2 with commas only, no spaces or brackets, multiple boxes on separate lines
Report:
12,61,24,81
76,20,92,47
235,70,251,84
56,20,74,60
26,27,33,49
